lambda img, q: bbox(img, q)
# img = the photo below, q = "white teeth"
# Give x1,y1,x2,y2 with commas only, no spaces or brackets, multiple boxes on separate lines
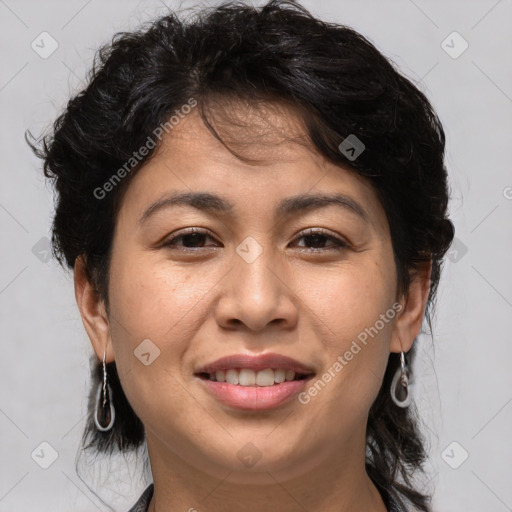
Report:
225,369,238,385
256,368,275,387
239,369,256,386
274,369,286,383
206,368,300,386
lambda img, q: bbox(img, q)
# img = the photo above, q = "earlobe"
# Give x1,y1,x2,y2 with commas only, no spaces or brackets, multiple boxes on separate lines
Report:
74,255,115,363
390,260,432,353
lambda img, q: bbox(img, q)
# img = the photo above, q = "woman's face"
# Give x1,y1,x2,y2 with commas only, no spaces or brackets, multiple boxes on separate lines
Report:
78,103,426,483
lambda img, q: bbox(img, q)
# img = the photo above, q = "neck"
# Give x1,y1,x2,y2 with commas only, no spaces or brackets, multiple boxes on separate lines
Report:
145,434,387,512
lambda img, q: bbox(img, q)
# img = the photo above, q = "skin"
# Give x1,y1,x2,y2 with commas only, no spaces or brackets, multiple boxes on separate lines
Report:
74,102,431,512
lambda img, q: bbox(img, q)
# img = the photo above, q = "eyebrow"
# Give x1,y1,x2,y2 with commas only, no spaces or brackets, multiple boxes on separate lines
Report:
139,191,370,225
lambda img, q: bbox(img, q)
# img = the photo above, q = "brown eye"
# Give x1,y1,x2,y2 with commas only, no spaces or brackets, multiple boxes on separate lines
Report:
163,229,218,249
291,229,349,251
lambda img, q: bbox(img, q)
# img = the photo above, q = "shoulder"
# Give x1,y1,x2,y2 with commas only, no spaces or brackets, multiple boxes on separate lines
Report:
126,483,154,512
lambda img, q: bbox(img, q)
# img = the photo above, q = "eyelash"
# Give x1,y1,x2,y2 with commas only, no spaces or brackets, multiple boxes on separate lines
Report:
161,227,349,252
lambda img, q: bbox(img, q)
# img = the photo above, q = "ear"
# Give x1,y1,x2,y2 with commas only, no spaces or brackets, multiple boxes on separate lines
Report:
390,260,432,353
74,255,115,363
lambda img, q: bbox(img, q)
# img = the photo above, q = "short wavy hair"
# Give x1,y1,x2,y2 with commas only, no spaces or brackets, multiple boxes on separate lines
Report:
27,1,454,510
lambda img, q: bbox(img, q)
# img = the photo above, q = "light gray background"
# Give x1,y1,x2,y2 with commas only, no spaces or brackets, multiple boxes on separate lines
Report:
1,0,511,511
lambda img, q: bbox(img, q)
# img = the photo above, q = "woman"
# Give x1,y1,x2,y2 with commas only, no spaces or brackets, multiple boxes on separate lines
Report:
27,0,454,510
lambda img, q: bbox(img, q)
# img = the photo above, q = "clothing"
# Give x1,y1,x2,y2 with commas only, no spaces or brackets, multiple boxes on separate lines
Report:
127,483,153,512
126,482,408,511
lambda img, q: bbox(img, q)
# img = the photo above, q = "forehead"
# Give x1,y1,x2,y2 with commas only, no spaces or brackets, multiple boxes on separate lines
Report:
118,101,389,236
161,99,315,164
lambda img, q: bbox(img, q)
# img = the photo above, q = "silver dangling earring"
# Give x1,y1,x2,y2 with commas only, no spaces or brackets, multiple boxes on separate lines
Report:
390,351,412,408
94,349,115,431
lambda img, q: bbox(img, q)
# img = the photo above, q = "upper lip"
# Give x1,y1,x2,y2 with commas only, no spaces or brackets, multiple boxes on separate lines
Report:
195,353,316,375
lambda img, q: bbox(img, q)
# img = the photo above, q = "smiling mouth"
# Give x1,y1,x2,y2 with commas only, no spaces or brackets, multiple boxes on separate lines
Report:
195,367,316,411
195,368,313,387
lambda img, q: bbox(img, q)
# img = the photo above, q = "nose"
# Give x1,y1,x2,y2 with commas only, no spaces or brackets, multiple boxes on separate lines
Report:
214,242,299,333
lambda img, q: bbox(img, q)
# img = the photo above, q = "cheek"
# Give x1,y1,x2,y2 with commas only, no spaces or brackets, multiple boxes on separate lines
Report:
296,255,397,417
300,253,397,340
108,253,217,342
105,253,211,424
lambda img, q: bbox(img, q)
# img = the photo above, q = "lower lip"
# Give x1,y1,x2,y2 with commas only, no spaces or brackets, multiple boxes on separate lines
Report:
197,376,313,410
